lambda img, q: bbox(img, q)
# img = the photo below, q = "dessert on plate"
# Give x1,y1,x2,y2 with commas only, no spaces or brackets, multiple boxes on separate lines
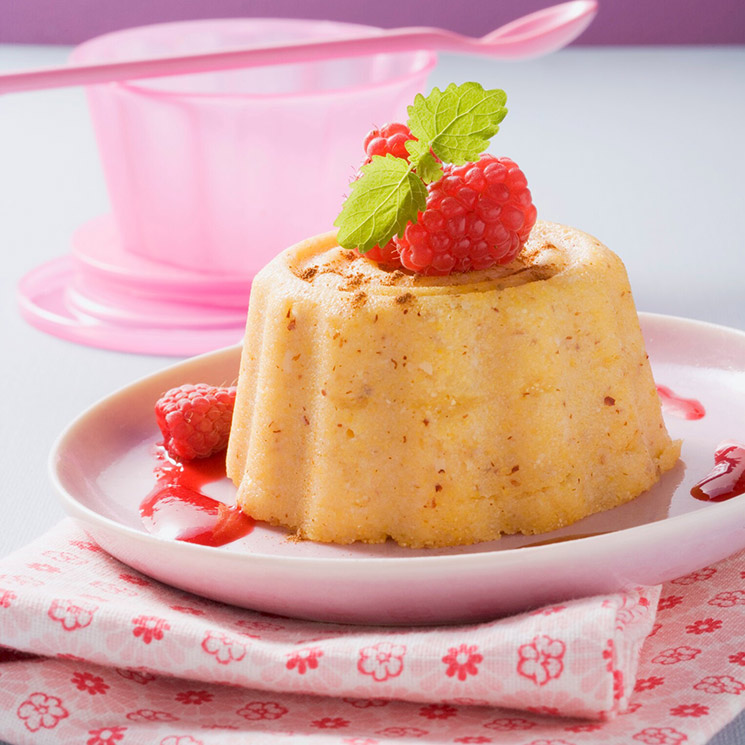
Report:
224,83,680,548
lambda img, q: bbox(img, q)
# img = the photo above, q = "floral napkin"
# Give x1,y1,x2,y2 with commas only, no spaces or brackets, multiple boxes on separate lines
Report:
0,519,744,745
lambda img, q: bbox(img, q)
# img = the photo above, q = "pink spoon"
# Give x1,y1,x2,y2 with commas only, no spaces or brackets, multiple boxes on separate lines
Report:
0,1,597,95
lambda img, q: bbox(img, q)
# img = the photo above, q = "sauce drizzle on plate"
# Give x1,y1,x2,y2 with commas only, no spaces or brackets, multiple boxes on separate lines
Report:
140,446,253,546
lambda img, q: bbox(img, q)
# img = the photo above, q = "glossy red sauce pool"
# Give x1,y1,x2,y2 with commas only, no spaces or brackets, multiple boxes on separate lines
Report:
140,446,254,546
656,384,705,420
691,441,745,502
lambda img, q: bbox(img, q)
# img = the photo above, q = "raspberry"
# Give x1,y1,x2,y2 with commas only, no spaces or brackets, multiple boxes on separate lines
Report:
359,239,401,268
394,155,537,275
362,122,414,165
356,122,417,267
155,384,237,460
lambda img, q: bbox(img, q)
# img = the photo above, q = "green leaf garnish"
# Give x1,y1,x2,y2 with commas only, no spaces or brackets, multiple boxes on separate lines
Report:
335,82,507,252
334,154,427,254
405,139,443,184
408,82,507,165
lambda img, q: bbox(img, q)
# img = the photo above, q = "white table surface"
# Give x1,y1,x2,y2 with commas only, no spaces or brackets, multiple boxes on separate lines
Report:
1,42,744,743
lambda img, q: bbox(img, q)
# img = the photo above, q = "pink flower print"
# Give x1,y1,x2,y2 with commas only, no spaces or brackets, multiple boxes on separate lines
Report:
160,737,204,745
343,740,380,745
120,572,150,586
533,605,566,616
71,671,109,695
0,589,16,608
602,639,615,671
419,703,457,719
709,590,745,607
442,643,483,681
693,675,745,694
343,697,389,708
90,580,137,597
28,563,61,573
175,690,214,705
652,646,701,665
517,635,566,686
635,676,665,692
0,573,43,587
613,669,625,701
729,651,745,666
671,567,716,585
132,615,170,644
43,550,88,564
670,703,709,717
237,701,288,720
69,538,102,552
484,717,536,731
525,740,576,745
126,709,178,722
685,617,723,634
650,623,663,637
312,717,350,729
16,692,69,732
658,595,684,611
87,727,127,745
632,727,688,745
286,646,323,674
615,594,651,629
376,727,428,738
358,641,406,682
455,738,493,744
116,668,156,684
170,605,206,616
202,631,247,664
48,599,97,630
565,724,603,733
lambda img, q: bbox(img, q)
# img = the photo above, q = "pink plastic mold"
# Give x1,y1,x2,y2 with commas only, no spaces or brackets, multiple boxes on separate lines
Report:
19,19,434,355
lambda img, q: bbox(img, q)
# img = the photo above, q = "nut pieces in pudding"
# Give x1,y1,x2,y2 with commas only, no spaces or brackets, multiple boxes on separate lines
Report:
223,82,680,547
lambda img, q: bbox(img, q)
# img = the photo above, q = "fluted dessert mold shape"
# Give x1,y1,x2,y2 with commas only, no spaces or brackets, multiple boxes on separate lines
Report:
227,222,680,548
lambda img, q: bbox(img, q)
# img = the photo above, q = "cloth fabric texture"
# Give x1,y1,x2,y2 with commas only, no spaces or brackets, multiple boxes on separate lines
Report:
0,519,743,744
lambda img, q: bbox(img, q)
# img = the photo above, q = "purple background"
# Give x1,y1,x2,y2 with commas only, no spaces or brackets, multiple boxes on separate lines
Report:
2,0,744,45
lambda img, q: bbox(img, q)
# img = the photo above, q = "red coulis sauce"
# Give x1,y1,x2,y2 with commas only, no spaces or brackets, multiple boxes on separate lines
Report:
656,385,705,420
140,446,254,546
691,441,745,502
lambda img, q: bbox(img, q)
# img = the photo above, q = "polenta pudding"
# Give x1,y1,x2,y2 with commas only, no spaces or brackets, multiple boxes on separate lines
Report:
226,83,679,547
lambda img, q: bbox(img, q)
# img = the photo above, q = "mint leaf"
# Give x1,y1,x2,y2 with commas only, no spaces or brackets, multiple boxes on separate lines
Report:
407,82,507,165
334,155,427,254
405,140,443,184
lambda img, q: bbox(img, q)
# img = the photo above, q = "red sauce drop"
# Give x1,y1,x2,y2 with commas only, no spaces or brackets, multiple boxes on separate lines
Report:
140,446,254,546
656,385,705,420
691,441,745,502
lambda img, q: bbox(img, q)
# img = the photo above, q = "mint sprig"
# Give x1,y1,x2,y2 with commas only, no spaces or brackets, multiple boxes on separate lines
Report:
407,83,507,165
335,154,427,255
334,82,508,253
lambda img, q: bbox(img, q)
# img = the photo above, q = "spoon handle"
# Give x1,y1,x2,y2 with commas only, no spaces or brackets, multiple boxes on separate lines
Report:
0,30,449,95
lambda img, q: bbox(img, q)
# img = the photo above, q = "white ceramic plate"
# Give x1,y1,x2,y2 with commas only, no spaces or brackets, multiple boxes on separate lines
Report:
51,313,745,625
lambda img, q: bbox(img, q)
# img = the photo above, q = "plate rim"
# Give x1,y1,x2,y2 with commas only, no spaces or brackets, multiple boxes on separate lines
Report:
50,311,745,571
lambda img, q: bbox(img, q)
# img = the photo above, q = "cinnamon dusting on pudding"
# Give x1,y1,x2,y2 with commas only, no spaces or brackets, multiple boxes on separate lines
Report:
292,237,567,297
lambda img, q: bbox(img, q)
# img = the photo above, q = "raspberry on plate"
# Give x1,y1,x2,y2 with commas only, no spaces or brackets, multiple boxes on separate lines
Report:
394,155,537,275
155,384,237,460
